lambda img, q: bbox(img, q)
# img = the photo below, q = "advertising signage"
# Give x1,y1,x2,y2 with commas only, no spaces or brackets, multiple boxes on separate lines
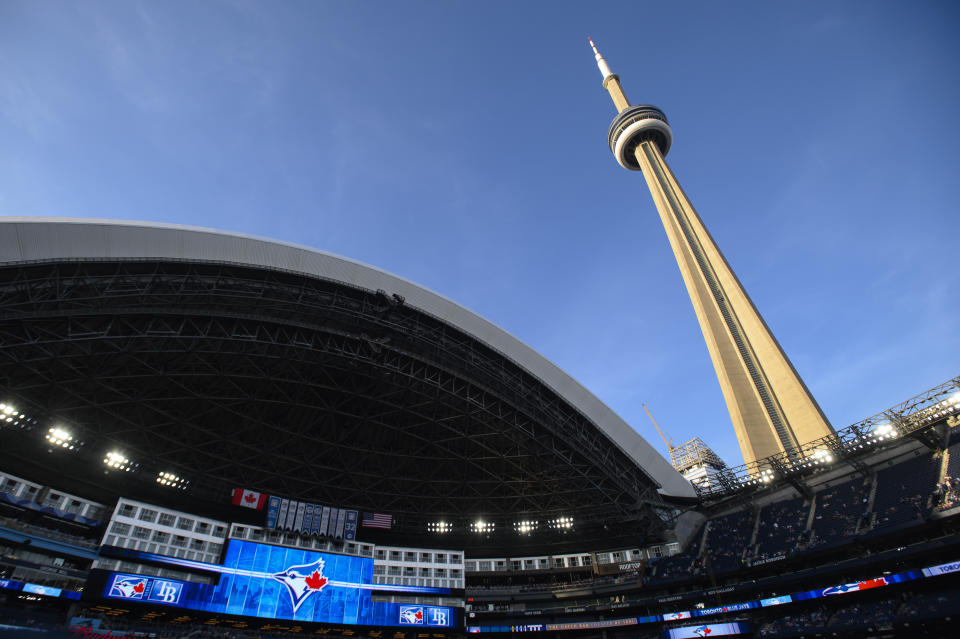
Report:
663,622,750,638
464,557,959,634
102,539,456,628
23,583,63,597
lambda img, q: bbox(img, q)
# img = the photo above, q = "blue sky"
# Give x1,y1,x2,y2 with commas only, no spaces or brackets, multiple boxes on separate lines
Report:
2,1,958,468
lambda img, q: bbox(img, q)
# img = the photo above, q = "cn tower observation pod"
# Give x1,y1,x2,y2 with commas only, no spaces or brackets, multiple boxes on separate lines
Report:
0,218,694,554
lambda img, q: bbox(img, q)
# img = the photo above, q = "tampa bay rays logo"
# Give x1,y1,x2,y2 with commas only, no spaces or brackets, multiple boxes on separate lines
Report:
271,558,328,612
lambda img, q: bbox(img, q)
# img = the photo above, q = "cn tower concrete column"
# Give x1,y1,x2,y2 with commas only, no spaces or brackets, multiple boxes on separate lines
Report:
633,140,831,466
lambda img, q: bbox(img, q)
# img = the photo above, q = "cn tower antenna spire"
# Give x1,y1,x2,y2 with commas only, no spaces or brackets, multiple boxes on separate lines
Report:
589,37,613,80
587,38,630,112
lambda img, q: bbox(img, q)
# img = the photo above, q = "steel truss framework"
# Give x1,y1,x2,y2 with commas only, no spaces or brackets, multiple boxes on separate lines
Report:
695,375,960,501
0,260,671,544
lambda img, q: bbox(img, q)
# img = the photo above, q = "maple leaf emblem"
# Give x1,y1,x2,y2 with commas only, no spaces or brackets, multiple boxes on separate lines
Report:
415,610,423,622
244,492,257,503
305,570,327,590
133,582,145,594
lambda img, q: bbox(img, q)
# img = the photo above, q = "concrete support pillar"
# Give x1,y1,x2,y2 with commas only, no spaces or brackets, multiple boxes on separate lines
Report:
632,140,834,466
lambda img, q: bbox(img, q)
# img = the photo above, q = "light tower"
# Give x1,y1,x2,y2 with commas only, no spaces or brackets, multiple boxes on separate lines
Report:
589,39,834,466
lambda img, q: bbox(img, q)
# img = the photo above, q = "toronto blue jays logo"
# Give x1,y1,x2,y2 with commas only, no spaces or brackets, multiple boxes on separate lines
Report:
109,575,147,600
271,558,328,612
399,605,424,624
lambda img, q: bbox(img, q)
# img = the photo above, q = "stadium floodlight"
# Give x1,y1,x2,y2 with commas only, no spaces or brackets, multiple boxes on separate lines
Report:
470,520,495,534
747,468,775,485
812,448,833,465
548,516,573,530
0,403,29,428
427,521,453,533
872,422,897,442
513,520,539,534
103,451,137,472
156,471,189,490
45,427,78,450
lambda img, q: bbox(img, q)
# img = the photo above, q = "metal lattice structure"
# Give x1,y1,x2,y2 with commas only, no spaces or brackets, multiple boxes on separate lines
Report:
692,376,960,500
670,438,726,474
0,220,694,553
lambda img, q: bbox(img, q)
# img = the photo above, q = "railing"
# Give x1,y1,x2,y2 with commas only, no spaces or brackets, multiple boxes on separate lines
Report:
692,376,960,500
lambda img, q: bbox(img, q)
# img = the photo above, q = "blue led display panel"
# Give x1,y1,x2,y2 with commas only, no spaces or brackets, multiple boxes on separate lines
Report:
0,579,23,591
102,539,456,628
663,622,750,638
23,583,62,597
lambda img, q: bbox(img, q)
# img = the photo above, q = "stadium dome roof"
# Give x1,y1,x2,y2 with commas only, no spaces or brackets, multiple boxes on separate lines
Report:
0,218,694,552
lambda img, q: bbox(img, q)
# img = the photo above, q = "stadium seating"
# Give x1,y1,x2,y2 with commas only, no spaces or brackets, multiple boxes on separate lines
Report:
872,452,938,529
757,605,830,637
4,434,960,637
701,509,754,573
754,497,809,559
809,477,871,547
0,516,98,549
645,523,705,583
948,441,960,477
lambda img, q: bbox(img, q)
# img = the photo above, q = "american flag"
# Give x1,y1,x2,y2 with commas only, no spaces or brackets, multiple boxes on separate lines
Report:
361,512,392,529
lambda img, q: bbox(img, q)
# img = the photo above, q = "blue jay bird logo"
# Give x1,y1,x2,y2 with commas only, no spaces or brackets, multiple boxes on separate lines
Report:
271,558,328,612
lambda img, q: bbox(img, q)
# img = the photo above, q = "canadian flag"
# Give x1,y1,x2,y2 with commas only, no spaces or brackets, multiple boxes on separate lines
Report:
232,488,267,510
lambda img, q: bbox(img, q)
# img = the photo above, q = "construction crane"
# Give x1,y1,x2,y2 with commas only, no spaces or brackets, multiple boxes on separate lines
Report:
642,403,674,453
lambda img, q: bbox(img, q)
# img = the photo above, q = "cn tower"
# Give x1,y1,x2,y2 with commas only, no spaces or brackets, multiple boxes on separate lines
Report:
589,39,834,466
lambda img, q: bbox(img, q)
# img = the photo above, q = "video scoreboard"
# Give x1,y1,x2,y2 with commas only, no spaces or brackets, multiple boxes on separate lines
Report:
100,539,457,628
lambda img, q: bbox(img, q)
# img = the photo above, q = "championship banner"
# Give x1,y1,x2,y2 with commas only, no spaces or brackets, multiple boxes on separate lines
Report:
319,506,331,537
101,540,457,628
303,503,315,535
294,501,306,532
276,499,290,531
327,507,340,537
334,508,347,539
265,497,282,530
283,500,299,531
344,509,358,541
310,505,322,535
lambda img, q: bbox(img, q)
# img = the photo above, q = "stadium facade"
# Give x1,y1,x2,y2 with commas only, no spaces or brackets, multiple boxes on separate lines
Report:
0,217,695,546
